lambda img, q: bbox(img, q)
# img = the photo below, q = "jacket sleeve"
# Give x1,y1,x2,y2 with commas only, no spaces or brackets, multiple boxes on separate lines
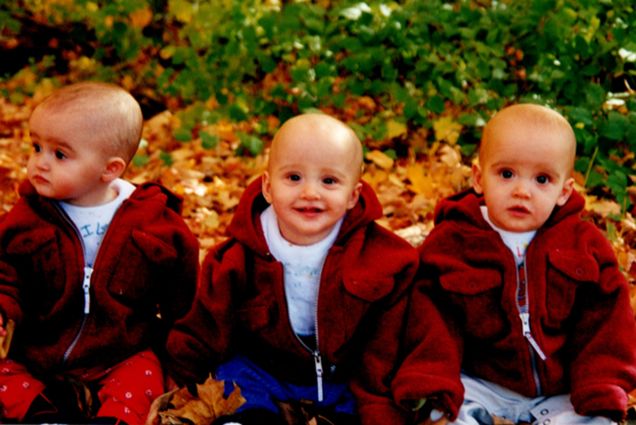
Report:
347,226,434,425
389,259,464,421
165,239,242,385
0,215,24,326
568,229,636,419
157,212,200,326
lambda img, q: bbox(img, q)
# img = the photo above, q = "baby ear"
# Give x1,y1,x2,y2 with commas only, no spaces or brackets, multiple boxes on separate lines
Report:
346,181,362,210
102,157,127,182
261,172,273,204
556,177,575,206
471,163,484,194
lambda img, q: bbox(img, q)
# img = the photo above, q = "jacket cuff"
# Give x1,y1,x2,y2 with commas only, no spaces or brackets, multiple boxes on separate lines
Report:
391,373,463,420
571,383,628,420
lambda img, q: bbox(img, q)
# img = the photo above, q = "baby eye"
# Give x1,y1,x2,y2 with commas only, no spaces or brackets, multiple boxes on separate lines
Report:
32,143,41,153
287,174,301,182
500,169,513,179
55,150,67,160
323,177,337,185
536,175,550,184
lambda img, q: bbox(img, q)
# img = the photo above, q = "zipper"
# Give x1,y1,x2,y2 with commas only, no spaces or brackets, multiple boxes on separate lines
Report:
519,312,546,361
54,191,131,363
313,350,324,402
515,260,544,395
82,266,93,314
53,205,90,362
287,262,324,402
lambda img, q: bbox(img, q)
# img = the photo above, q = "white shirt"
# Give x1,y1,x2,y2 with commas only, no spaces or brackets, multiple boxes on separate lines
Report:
480,206,536,265
60,179,136,266
260,206,343,336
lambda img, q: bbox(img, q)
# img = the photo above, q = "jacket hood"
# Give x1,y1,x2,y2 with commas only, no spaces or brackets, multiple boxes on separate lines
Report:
18,180,184,214
433,188,585,229
227,176,383,254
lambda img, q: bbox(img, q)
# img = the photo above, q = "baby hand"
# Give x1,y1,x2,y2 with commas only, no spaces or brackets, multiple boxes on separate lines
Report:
418,409,448,425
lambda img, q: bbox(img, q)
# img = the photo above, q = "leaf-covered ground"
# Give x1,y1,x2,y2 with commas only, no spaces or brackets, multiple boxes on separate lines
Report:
1,94,634,279
2,87,636,416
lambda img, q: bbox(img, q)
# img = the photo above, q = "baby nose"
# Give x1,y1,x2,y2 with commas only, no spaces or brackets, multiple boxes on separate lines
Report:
512,180,531,198
33,153,50,170
301,182,319,199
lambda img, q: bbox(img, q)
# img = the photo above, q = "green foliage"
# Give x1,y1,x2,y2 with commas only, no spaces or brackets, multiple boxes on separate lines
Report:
1,0,636,210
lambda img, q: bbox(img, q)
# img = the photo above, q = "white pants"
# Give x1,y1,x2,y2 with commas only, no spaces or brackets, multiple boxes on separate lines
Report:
450,374,615,425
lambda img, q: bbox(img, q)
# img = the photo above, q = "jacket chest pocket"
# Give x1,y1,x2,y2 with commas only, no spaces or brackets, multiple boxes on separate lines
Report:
108,230,177,304
544,250,599,328
6,228,65,316
341,275,395,338
439,270,508,340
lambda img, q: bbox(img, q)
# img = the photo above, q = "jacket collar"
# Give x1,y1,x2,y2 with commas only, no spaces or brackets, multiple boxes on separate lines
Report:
17,180,183,214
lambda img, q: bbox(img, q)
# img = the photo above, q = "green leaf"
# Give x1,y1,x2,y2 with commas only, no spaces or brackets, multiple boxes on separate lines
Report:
173,127,192,142
600,111,628,141
200,132,219,150
239,133,264,156
426,95,445,114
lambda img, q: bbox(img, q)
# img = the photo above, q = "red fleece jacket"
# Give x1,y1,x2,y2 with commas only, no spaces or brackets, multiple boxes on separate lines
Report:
167,177,463,424
418,189,636,419
0,181,199,377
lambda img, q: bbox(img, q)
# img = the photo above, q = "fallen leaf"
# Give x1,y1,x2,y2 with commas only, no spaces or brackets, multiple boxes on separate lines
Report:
366,150,394,170
147,375,245,425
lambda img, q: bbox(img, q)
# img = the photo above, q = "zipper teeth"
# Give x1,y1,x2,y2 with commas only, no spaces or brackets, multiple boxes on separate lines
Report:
63,315,87,361
54,204,97,364
516,259,543,395
288,263,323,402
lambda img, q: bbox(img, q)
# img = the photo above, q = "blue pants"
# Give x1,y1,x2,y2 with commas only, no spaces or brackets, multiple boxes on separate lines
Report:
214,354,357,415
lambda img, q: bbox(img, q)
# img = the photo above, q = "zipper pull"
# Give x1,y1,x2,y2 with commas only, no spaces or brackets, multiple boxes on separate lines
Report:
520,312,546,360
313,351,324,402
83,266,93,314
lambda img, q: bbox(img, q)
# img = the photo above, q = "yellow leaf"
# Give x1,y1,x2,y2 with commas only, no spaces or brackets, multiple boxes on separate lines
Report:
366,150,394,170
170,0,193,23
406,164,434,197
386,119,407,139
433,116,462,145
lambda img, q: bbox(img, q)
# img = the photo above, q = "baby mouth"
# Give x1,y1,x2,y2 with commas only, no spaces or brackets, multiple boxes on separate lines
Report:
509,205,530,215
296,206,323,214
31,175,48,184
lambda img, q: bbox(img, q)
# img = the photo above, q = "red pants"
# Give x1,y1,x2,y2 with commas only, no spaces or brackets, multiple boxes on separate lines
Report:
0,349,164,424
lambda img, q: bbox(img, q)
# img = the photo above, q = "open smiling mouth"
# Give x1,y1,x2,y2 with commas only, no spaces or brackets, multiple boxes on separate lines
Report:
296,207,323,214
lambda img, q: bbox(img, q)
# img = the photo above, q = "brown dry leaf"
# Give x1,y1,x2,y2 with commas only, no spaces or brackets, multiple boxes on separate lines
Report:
149,375,245,425
161,399,213,425
197,375,246,418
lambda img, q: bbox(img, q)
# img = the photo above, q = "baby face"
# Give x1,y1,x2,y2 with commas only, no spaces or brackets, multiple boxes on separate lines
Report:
27,107,116,206
473,108,575,232
263,114,362,246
